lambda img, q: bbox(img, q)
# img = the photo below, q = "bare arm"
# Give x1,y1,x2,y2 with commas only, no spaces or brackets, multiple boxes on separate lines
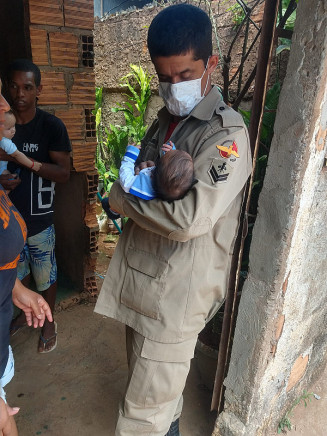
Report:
10,150,41,172
12,279,53,328
35,151,70,183
1,146,70,183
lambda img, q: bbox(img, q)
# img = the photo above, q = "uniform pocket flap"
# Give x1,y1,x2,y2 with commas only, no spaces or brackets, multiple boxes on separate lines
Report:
126,247,168,278
141,337,197,363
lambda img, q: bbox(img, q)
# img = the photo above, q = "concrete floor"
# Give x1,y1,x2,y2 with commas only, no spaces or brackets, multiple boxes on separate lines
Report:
7,303,217,436
7,301,327,436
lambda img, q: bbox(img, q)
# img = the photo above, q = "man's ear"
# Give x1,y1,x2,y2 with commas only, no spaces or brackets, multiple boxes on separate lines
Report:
208,55,219,74
36,85,43,97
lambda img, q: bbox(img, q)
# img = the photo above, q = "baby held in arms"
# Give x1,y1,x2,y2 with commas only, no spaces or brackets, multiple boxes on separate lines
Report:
0,110,42,176
119,141,195,201
102,141,195,220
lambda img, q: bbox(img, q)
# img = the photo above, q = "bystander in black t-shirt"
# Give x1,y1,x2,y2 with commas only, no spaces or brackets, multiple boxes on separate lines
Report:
8,108,71,237
0,185,26,378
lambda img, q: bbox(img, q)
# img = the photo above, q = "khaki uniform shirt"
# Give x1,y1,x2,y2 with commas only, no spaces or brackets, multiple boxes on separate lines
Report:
95,86,252,347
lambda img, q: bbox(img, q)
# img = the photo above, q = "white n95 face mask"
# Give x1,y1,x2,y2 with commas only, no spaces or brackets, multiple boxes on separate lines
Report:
159,59,210,117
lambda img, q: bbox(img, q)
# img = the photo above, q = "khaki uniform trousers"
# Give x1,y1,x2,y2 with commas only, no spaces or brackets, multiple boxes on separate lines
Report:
115,326,197,436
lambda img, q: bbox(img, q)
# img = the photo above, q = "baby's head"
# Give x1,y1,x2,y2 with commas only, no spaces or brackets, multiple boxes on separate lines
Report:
3,110,16,140
153,150,195,201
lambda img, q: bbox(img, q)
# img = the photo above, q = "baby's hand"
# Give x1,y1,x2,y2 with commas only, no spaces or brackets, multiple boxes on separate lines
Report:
162,141,174,153
33,161,42,172
130,142,141,150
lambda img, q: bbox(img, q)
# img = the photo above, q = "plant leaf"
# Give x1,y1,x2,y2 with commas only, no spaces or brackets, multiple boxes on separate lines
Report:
276,44,291,55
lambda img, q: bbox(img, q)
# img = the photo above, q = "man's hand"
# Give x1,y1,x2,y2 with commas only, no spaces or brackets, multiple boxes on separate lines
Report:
0,398,19,436
12,279,53,328
0,174,21,191
134,160,155,175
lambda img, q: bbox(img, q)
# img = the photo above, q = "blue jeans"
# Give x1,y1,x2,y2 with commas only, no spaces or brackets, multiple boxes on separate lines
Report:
165,419,181,436
17,224,57,291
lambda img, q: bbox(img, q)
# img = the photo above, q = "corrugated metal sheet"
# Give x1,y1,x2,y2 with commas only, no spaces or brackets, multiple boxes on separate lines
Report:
30,28,48,66
55,108,84,140
38,72,68,105
49,32,79,67
69,72,95,105
29,0,64,26
64,0,94,30
72,141,97,171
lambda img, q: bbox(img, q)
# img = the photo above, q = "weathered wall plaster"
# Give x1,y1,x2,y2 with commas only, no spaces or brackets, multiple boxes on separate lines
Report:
215,0,327,434
94,0,264,130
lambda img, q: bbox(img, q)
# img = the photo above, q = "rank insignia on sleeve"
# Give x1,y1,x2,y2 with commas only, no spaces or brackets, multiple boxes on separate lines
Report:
216,140,239,159
208,158,233,184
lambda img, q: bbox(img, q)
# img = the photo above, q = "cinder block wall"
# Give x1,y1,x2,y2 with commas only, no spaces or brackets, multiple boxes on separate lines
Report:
26,0,99,294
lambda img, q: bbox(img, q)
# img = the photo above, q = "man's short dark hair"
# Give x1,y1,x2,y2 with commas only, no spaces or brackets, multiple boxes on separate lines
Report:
6,59,41,87
147,4,212,64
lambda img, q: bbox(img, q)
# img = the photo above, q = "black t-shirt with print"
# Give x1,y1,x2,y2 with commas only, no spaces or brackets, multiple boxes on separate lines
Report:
8,108,71,237
0,185,26,378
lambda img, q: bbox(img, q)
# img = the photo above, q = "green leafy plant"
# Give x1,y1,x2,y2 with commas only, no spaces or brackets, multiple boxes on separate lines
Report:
94,86,103,113
226,1,247,30
94,87,108,190
277,391,314,433
95,64,153,193
280,0,298,30
94,87,103,142
276,0,298,55
112,64,153,144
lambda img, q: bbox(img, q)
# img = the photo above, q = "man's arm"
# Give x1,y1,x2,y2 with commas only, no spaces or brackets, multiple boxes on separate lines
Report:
109,126,252,242
10,150,42,172
34,115,71,183
0,150,70,184
31,151,70,183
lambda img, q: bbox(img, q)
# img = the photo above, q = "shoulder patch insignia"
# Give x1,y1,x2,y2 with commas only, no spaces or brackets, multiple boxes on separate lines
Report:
208,158,233,185
216,140,239,159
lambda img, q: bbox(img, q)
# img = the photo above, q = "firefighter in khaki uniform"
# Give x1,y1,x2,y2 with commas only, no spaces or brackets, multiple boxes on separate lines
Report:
95,4,252,435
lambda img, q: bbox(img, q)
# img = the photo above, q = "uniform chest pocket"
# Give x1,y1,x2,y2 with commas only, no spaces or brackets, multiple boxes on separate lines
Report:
121,247,168,320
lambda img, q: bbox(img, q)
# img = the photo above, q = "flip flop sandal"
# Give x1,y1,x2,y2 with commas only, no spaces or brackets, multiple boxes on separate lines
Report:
38,321,58,354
